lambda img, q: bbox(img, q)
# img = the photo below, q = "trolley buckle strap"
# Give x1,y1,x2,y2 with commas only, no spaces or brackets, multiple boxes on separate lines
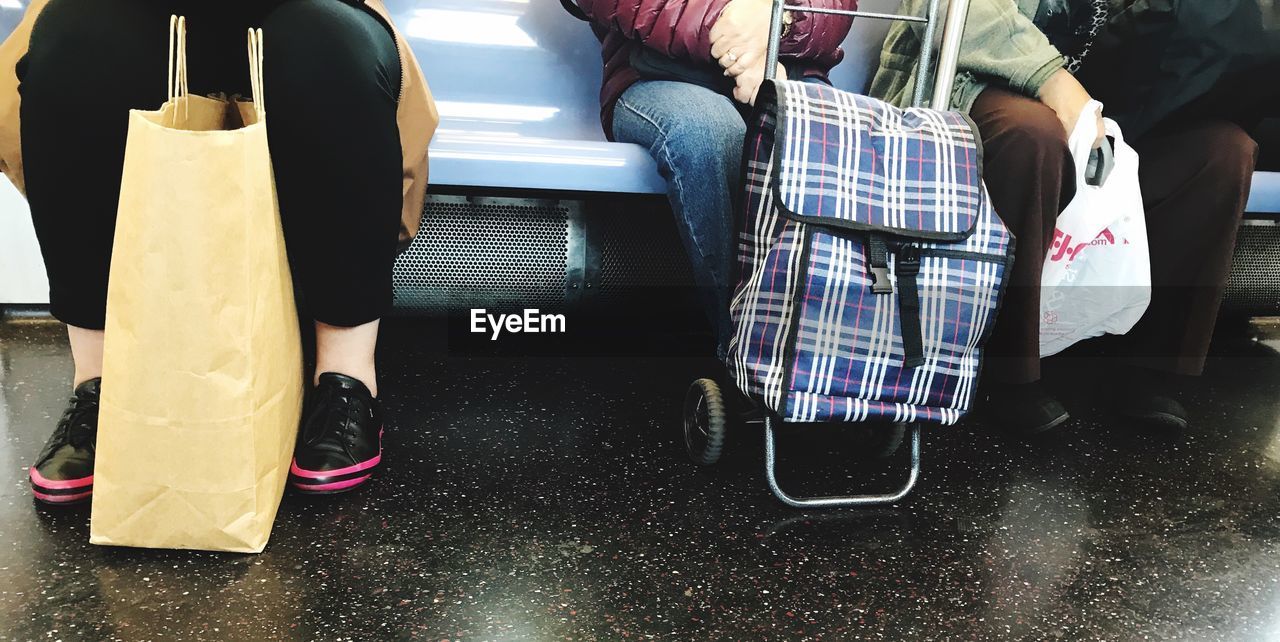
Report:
869,236,925,369
896,245,925,369
868,235,894,294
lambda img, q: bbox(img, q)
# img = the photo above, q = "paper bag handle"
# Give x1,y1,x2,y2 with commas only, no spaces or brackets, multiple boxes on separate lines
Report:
167,15,189,104
166,17,266,117
247,27,265,116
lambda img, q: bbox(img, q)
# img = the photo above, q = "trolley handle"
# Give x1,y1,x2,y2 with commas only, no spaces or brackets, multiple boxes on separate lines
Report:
764,0,973,110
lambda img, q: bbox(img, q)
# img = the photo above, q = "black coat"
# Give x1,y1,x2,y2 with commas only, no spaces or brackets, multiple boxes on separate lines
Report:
1078,0,1280,138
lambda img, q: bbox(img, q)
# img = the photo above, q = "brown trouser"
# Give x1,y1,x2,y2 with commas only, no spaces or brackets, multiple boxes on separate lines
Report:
970,87,1259,384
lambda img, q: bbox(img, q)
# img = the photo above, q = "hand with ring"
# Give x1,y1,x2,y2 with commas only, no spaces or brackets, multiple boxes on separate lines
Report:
710,0,770,78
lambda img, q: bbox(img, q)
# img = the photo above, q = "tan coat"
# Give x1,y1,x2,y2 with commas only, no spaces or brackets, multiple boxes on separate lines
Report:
0,0,438,242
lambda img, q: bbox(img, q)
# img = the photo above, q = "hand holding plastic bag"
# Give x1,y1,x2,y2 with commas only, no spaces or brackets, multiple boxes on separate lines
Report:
1039,100,1151,358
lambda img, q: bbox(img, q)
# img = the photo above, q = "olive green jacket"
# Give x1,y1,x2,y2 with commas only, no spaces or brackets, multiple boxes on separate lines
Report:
869,0,1066,111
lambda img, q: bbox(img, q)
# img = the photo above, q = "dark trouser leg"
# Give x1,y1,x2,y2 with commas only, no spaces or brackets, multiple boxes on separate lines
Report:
22,0,402,331
611,81,746,360
1118,121,1258,375
968,88,1076,384
262,0,403,327
18,0,171,330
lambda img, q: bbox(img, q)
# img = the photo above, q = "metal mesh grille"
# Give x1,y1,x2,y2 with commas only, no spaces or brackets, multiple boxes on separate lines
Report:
1225,221,1280,315
595,209,696,301
393,196,1277,319
393,195,569,314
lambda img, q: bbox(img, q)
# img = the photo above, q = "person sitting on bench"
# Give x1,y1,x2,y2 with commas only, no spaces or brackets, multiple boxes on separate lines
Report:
870,0,1259,434
0,0,436,503
568,0,856,362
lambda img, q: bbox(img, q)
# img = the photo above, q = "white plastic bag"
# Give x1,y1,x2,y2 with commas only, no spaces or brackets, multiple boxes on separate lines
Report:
1039,100,1151,357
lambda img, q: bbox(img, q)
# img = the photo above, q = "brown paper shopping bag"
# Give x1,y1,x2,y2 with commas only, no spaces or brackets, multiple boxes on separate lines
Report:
90,18,303,553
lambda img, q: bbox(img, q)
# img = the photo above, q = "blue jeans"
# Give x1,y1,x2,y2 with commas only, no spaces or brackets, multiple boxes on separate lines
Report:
613,81,748,359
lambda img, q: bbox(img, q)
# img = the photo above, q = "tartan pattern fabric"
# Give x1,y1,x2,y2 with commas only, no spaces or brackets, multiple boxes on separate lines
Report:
728,81,1014,425
773,81,985,239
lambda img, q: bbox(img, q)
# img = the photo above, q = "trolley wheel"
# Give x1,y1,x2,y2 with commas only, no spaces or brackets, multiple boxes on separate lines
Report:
683,378,727,466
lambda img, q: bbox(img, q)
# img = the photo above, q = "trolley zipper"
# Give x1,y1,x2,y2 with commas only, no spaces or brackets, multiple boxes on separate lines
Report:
776,227,815,417
914,247,1007,263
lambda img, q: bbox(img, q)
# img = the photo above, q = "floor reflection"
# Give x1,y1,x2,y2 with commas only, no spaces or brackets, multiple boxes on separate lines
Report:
1,317,1279,640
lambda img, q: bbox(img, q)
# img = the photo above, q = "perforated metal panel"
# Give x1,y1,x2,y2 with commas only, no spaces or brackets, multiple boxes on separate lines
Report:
392,195,571,314
593,207,696,302
395,195,1278,320
392,194,699,315
1225,220,1280,315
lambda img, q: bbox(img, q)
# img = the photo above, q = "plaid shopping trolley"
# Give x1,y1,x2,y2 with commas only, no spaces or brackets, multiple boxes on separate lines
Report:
681,0,1013,508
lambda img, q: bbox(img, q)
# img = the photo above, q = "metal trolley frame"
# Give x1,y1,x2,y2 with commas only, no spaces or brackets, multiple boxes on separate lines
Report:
682,0,973,508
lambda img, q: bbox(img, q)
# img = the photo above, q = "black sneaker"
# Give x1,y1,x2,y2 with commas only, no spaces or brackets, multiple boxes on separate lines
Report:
29,378,101,505
289,373,383,494
984,380,1071,435
1117,368,1189,430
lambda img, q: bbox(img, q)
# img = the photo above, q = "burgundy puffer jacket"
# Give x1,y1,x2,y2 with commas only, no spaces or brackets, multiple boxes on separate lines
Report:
575,0,858,137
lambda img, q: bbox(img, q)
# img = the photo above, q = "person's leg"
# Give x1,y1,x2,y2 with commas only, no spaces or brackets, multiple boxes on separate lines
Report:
968,87,1076,432
612,81,746,360
313,321,381,394
17,0,171,501
65,328,105,386
19,0,173,386
1113,120,1257,428
263,0,401,397
261,0,402,493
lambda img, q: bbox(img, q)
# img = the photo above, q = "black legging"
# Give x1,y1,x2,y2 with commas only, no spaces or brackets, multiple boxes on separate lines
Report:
18,0,403,329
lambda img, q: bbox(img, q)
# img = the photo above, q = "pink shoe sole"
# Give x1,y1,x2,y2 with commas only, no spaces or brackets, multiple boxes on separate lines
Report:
288,452,381,495
29,468,94,505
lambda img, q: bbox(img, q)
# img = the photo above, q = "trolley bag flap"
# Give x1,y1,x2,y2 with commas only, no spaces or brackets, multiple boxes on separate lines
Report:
759,80,984,242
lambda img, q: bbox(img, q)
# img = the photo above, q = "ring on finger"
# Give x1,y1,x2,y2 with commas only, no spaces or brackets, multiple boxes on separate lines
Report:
725,51,738,64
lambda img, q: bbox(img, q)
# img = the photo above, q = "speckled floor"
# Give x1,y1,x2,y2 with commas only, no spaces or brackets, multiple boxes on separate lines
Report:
2,316,1279,641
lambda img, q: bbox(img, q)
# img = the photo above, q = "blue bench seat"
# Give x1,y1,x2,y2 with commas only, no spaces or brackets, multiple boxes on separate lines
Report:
428,129,665,195
411,1,1279,214
1247,170,1280,214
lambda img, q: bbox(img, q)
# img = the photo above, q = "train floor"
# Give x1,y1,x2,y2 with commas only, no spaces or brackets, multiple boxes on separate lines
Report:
2,316,1279,641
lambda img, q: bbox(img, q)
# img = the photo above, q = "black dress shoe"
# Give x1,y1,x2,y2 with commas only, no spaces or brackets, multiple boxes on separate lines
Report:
30,378,101,505
984,380,1071,435
1117,368,1189,430
289,373,383,494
